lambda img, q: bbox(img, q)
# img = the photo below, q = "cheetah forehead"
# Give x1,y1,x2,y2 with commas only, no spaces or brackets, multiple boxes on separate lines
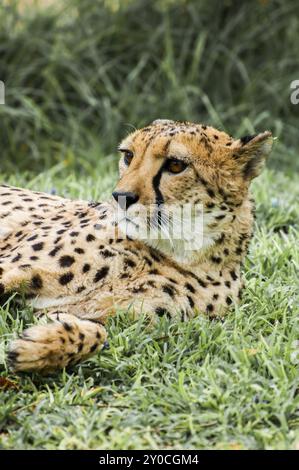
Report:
148,120,232,141
120,120,234,164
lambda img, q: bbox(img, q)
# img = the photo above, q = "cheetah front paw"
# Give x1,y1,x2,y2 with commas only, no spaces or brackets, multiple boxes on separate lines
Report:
7,314,108,373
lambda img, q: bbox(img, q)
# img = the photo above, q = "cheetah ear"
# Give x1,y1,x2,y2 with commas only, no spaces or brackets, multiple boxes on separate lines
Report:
152,119,175,126
232,131,273,180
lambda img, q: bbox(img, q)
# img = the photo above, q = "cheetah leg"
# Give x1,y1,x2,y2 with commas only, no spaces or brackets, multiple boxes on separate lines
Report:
7,313,108,373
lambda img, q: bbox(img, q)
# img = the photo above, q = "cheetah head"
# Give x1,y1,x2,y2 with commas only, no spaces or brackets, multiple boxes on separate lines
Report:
113,120,273,262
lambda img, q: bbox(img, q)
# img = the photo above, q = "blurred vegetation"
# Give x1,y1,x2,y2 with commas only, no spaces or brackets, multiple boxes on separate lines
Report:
0,0,299,173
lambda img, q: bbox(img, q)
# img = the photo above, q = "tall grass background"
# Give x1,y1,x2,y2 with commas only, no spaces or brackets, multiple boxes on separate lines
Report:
0,0,299,174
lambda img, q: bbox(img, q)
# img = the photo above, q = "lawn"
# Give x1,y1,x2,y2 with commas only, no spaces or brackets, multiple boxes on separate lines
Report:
0,161,298,450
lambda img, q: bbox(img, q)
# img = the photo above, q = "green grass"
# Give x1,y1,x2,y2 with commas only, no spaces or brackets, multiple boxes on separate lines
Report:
0,163,298,450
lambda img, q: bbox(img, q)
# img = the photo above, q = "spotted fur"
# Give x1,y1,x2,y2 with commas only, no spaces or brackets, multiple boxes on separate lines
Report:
1,120,273,372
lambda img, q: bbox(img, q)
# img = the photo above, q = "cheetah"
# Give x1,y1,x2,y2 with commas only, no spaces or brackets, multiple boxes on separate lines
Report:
0,119,273,373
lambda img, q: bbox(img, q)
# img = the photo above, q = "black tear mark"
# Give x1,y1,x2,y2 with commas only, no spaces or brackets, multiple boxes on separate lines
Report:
152,161,166,226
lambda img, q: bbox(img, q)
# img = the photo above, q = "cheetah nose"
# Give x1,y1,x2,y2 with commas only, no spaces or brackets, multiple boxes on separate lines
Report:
103,341,110,350
112,191,139,210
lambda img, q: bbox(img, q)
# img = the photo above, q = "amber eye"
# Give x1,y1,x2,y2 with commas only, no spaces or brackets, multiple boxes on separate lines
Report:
119,149,134,166
165,158,188,174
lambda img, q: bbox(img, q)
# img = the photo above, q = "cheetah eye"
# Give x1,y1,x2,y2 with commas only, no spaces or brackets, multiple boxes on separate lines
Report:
165,158,188,174
119,149,134,166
